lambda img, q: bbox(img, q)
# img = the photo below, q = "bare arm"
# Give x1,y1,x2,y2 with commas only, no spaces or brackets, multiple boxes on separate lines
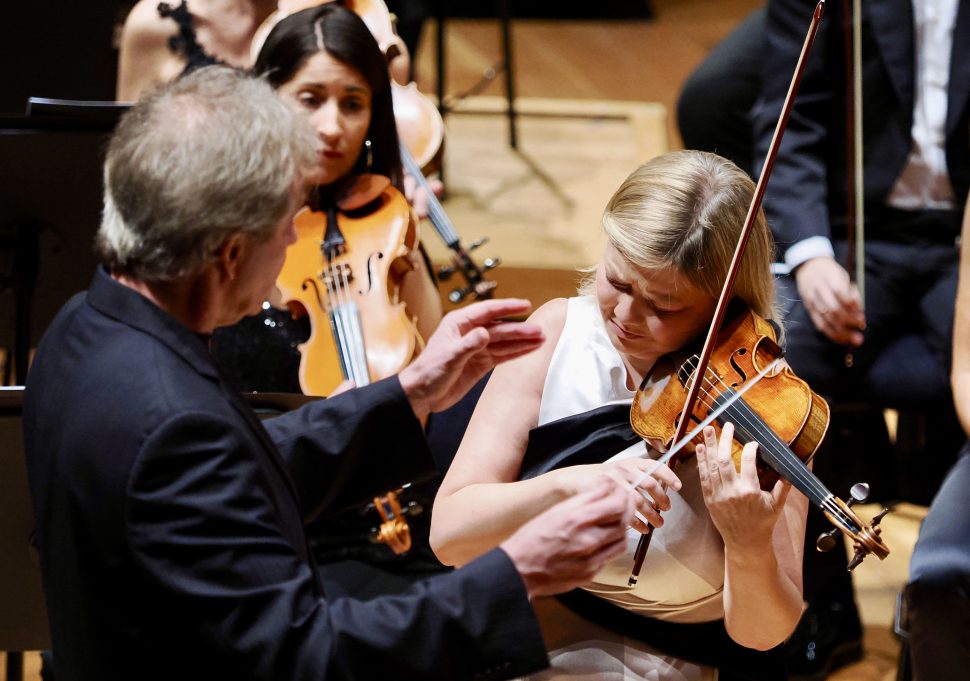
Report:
952,195,970,436
431,299,680,567
431,298,570,566
695,425,807,650
116,1,183,102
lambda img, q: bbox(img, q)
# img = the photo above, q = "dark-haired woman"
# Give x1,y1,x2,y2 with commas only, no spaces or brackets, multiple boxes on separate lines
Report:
211,3,441,394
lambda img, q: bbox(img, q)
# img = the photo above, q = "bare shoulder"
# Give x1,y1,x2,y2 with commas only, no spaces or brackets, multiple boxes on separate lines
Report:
121,0,177,48
527,297,569,341
483,297,571,400
117,0,183,101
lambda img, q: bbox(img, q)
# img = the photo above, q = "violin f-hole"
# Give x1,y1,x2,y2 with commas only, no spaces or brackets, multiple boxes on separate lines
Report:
729,348,749,387
302,277,326,312
363,252,385,294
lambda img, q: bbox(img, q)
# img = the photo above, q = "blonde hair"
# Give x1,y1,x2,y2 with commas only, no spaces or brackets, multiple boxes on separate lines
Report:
586,150,778,325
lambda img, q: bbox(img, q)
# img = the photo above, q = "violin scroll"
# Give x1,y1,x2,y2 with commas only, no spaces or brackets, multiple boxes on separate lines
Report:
816,482,891,569
368,487,423,555
438,238,501,303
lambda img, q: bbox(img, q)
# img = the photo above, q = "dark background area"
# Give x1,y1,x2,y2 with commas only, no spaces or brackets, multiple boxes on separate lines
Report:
0,2,127,381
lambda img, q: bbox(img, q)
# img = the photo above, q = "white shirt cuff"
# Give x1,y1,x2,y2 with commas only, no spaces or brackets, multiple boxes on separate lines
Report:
783,237,836,273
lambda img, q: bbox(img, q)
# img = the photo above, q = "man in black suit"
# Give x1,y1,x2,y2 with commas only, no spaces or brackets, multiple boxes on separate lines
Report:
22,66,641,681
755,0,969,677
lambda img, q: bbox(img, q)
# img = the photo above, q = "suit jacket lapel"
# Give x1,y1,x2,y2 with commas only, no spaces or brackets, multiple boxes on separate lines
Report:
947,0,970,138
217,371,308,516
867,0,915,108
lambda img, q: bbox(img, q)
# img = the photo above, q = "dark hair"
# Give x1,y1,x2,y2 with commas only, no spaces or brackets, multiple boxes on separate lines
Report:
252,3,402,188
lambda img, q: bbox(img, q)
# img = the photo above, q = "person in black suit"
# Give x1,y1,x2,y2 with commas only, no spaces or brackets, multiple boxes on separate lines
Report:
676,5,766,178
755,0,970,678
22,65,648,681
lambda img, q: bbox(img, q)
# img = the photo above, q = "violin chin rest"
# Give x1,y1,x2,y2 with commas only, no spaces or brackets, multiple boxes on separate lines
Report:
338,174,392,211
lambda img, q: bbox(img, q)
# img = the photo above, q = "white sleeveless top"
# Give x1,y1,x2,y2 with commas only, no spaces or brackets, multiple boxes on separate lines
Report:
538,296,725,623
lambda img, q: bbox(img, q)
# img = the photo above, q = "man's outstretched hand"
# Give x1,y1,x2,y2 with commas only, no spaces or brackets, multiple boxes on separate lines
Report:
399,298,545,420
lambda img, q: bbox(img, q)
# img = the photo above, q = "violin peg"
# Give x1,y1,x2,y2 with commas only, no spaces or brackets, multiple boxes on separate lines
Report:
483,257,501,271
847,547,866,571
815,529,839,553
448,287,469,304
848,482,870,506
849,482,870,502
871,507,891,527
437,264,456,281
469,237,490,251
473,281,499,301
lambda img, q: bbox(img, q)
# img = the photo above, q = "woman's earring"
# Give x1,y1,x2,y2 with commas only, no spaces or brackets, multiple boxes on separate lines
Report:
364,139,373,170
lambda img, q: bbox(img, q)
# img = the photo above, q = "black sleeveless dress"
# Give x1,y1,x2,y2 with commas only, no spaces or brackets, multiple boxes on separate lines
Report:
157,1,224,74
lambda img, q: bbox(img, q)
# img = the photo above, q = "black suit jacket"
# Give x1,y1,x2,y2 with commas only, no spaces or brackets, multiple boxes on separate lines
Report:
756,0,970,252
23,268,547,681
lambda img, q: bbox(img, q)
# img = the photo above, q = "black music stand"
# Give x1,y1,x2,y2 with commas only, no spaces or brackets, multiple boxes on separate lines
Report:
435,0,519,150
0,98,128,384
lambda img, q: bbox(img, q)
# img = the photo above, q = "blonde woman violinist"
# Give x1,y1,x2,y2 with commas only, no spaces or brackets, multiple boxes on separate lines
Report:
431,152,807,680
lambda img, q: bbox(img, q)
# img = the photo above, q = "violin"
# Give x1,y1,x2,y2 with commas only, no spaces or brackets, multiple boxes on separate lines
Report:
627,0,889,584
368,487,419,554
631,306,889,573
276,174,422,397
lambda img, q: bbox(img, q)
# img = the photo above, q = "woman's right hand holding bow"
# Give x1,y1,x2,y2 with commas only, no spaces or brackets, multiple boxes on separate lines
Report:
552,458,682,534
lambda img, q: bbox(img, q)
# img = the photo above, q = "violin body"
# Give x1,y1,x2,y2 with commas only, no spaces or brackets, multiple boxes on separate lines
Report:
631,307,830,490
276,180,421,396
630,305,888,568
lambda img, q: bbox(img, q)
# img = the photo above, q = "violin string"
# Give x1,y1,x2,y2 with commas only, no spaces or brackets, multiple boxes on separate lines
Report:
630,358,778,488
633,357,850,530
673,356,852,528
330,247,361,385
324,248,351,382
678,355,833,503
328,247,348,379
340,258,368,384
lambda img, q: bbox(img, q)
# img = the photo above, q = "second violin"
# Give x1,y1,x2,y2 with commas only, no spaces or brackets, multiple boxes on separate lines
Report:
277,176,422,396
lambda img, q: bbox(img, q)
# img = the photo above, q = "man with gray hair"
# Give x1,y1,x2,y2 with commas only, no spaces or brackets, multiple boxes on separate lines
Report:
23,67,637,681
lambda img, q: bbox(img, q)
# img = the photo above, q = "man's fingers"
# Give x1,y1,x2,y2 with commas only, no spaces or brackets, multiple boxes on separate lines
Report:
447,298,534,330
482,320,545,344
586,534,628,568
485,340,545,359
446,325,491,360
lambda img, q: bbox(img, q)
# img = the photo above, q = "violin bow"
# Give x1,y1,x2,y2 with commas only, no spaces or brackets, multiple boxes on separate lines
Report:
629,0,828,585
843,0,866,368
